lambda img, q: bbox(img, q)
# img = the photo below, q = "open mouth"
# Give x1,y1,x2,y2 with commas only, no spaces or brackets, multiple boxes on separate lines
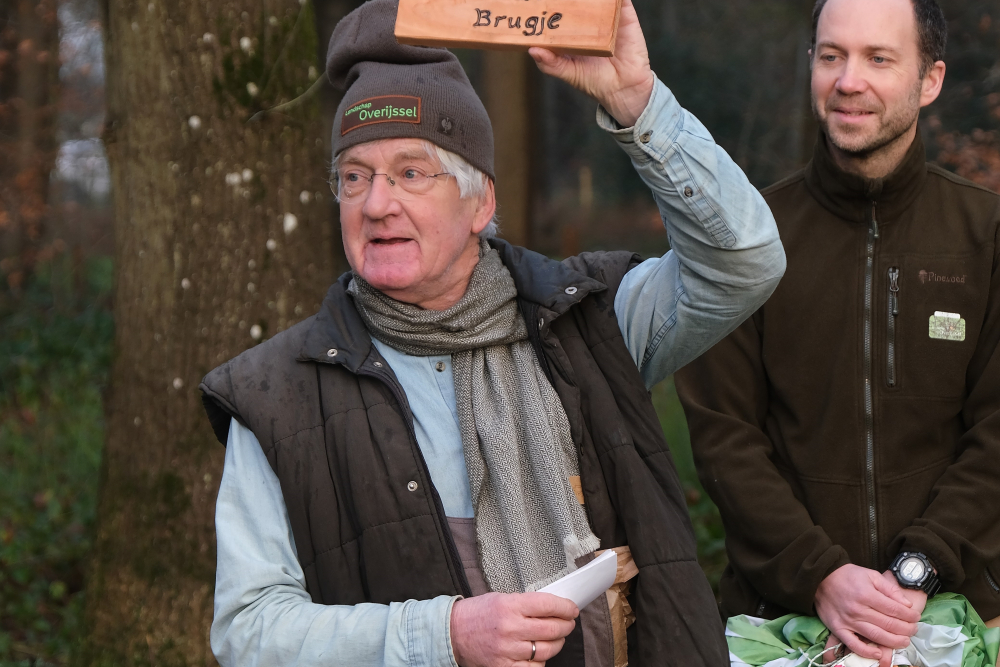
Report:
833,109,875,119
370,237,413,245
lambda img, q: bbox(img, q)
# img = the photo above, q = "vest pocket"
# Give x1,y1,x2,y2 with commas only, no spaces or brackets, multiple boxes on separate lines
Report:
887,267,900,387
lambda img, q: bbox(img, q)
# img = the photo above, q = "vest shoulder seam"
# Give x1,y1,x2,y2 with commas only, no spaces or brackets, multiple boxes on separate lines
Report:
267,399,398,453
269,423,325,452
299,512,436,567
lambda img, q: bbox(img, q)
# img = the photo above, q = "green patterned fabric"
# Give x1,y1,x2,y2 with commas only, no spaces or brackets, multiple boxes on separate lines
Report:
726,594,999,667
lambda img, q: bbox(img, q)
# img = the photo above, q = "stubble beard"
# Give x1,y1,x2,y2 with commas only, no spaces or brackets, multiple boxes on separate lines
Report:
813,82,922,159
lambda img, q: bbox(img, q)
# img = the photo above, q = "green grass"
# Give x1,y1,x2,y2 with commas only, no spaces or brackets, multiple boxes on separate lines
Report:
0,256,114,666
0,257,724,664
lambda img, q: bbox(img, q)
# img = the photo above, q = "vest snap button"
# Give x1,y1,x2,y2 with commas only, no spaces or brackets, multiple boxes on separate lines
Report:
327,348,338,357
565,286,578,295
407,481,418,492
538,318,544,328
373,361,383,368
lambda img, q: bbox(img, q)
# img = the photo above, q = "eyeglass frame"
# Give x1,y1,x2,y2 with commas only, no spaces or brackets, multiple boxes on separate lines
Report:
329,168,455,204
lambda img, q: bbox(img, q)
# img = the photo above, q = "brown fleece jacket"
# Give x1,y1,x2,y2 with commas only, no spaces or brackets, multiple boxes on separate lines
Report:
675,131,1000,620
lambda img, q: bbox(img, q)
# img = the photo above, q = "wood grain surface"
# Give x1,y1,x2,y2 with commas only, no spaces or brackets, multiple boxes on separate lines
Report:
395,0,622,56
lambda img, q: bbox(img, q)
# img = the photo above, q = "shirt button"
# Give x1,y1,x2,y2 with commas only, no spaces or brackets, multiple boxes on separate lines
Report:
435,361,446,372
564,286,578,295
684,186,694,198
327,348,338,357
640,131,652,144
407,481,418,492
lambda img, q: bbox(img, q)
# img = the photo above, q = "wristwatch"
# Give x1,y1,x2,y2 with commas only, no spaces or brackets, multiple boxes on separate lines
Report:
890,551,941,597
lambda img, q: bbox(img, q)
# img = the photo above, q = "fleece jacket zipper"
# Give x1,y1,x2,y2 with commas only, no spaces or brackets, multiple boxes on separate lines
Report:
887,267,900,387
864,202,880,568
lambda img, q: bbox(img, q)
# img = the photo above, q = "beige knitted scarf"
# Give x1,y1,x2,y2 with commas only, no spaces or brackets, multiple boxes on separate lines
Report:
348,241,599,593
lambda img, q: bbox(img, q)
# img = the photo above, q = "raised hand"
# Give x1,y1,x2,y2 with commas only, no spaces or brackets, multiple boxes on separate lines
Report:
815,565,923,667
450,592,579,667
528,0,655,128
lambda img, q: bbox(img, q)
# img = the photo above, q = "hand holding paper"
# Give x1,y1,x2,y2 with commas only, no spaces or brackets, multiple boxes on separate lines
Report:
539,549,619,610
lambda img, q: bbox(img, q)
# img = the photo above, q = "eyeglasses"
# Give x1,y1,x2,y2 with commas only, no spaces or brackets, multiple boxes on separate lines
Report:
331,166,454,203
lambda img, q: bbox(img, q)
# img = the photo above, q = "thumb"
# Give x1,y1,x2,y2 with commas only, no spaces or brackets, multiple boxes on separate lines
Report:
529,47,571,77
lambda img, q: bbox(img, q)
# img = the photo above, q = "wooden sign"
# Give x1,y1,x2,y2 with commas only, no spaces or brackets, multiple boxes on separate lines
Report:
395,0,623,57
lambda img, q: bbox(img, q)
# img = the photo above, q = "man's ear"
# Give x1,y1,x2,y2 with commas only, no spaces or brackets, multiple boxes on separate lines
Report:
920,60,946,108
470,178,497,236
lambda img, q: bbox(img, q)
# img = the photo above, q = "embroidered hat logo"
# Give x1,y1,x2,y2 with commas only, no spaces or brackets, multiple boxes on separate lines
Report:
918,270,967,285
341,95,422,135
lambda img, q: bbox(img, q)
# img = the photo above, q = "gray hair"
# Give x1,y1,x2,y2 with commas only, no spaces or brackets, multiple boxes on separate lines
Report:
332,140,499,239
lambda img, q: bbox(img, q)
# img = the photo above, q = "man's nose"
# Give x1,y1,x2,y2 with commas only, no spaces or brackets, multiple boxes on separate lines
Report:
835,57,868,95
362,175,402,219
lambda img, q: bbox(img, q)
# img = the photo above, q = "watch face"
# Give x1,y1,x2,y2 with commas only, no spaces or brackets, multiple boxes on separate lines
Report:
900,557,926,583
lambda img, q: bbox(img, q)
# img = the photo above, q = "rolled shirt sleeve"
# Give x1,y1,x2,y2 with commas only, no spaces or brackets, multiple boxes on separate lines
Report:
212,418,460,667
603,76,786,388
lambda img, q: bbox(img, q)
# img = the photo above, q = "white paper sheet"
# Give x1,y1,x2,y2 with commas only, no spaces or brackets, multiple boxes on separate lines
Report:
539,550,618,609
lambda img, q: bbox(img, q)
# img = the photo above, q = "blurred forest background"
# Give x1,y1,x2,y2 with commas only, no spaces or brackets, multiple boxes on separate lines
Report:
0,0,997,664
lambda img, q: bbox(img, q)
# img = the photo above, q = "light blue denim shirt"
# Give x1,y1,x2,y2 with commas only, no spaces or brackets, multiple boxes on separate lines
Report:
211,76,785,667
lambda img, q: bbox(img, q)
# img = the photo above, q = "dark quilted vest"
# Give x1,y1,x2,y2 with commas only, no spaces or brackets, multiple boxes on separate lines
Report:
201,240,728,667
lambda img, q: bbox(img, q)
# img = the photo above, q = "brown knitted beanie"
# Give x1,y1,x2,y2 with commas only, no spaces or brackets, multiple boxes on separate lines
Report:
326,0,495,180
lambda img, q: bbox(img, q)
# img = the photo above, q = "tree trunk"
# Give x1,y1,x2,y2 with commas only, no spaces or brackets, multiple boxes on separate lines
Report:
0,0,60,292
311,0,366,276
79,1,333,664
482,50,535,248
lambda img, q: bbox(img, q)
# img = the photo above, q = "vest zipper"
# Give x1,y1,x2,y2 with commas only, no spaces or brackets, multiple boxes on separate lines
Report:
358,364,474,598
864,202,880,568
987,568,1000,593
887,267,900,387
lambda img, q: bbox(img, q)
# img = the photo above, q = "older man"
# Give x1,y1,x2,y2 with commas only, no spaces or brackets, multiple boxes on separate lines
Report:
200,0,785,665
676,0,1000,666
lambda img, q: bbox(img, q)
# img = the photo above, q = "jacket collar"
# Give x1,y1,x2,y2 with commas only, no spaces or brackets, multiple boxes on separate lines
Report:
297,238,606,370
804,128,928,224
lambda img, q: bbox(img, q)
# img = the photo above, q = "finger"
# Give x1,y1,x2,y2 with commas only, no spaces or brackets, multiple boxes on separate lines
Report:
873,572,915,609
823,634,842,663
852,620,911,650
866,588,921,624
528,48,570,77
519,592,580,620
530,638,565,662
516,617,577,642
836,630,882,661
858,608,918,640
509,639,563,667
879,645,893,667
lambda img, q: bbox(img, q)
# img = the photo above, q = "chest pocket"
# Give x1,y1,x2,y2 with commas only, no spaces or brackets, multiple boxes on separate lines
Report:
887,254,986,399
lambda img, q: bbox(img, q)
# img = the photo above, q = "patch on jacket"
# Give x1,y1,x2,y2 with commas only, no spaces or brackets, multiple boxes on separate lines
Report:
929,311,966,342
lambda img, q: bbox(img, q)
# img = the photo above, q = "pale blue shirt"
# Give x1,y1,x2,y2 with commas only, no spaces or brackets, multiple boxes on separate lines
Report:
212,76,786,666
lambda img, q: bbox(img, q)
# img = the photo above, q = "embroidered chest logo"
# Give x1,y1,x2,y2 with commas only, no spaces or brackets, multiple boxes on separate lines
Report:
341,95,422,135
918,270,967,285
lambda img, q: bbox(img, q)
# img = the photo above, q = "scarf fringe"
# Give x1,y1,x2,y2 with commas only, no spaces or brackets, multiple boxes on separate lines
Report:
523,533,604,594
